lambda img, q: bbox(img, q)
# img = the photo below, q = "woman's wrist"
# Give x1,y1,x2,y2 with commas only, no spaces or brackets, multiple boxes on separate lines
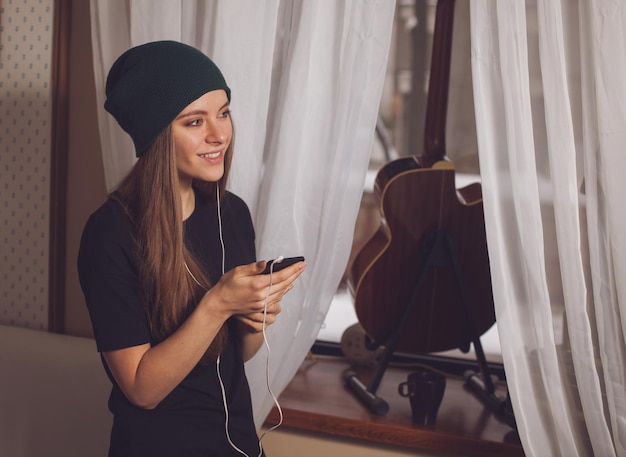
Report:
197,286,232,325
238,326,264,361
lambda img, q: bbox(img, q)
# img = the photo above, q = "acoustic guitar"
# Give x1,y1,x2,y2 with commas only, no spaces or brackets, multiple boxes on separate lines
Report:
347,0,495,355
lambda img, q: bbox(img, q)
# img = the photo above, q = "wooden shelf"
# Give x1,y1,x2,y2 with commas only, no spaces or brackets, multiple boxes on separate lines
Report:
265,356,524,457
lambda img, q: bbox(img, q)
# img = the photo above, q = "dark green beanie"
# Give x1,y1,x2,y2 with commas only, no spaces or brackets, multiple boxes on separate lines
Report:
104,41,231,157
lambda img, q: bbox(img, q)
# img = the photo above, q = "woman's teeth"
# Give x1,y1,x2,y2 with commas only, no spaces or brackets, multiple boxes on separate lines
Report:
199,152,220,159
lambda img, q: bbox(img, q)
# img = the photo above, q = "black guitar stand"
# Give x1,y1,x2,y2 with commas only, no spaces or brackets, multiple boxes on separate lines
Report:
345,230,515,427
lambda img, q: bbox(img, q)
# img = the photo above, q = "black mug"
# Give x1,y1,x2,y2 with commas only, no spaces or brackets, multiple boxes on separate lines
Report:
398,370,446,426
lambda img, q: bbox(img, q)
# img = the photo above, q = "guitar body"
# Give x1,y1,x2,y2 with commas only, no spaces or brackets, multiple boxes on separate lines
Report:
348,0,494,357
348,157,495,354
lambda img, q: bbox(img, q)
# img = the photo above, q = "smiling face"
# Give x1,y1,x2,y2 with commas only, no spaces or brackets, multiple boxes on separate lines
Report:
171,89,232,189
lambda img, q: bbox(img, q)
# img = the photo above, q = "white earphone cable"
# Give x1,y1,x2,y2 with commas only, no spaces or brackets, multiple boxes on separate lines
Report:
185,184,281,457
258,262,284,446
217,355,251,456
216,186,226,276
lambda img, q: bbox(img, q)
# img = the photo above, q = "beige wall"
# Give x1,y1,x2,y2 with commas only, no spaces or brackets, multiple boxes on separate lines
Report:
0,0,54,330
0,0,102,336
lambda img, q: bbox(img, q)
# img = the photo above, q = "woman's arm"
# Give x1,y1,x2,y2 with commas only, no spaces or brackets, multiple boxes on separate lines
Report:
104,260,304,409
103,298,228,409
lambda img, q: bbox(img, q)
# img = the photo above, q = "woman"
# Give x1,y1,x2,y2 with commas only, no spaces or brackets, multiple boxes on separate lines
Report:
78,41,305,456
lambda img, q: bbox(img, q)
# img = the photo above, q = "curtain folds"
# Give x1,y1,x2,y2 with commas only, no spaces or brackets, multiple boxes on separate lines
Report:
89,0,396,427
470,1,625,456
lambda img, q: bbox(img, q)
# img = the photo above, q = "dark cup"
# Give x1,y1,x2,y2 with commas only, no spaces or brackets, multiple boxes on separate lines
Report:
398,370,446,426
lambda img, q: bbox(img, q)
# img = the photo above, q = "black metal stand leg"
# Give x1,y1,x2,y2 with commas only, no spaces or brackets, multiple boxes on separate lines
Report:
345,232,447,415
441,234,514,425
441,233,495,395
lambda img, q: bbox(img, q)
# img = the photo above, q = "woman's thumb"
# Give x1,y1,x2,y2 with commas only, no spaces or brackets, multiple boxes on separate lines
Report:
254,260,267,273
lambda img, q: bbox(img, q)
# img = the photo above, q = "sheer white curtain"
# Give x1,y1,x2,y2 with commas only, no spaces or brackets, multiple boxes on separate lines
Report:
470,0,626,456
90,0,396,427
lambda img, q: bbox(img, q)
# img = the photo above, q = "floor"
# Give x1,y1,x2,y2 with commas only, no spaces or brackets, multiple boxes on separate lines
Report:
267,354,523,457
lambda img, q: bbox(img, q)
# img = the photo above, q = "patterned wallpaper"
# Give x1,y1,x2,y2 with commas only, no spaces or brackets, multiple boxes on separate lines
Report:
0,0,54,329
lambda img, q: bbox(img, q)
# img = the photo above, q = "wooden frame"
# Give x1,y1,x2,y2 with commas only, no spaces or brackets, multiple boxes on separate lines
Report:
48,0,72,333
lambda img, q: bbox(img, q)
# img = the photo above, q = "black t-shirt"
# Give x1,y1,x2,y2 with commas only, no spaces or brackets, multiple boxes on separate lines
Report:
78,191,263,457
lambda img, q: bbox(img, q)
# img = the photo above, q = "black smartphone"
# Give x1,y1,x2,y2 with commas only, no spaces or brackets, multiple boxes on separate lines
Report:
260,256,305,274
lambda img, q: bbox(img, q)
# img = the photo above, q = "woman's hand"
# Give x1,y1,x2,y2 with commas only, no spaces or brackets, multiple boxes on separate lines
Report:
212,259,305,361
202,259,305,329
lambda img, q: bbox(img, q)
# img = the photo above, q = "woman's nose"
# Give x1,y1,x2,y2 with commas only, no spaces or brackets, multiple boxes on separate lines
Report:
205,122,227,144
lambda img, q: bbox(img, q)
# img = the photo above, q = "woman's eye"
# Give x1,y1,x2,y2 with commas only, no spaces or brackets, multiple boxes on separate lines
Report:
188,119,202,126
219,109,231,118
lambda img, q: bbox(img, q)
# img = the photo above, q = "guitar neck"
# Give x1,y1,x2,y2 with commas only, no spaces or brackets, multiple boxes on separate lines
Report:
421,0,456,168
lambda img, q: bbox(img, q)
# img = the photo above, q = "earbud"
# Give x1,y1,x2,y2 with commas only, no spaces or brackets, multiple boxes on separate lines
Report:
274,256,284,264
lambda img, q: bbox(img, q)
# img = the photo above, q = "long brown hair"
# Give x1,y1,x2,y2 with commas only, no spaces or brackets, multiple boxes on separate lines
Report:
112,122,235,360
